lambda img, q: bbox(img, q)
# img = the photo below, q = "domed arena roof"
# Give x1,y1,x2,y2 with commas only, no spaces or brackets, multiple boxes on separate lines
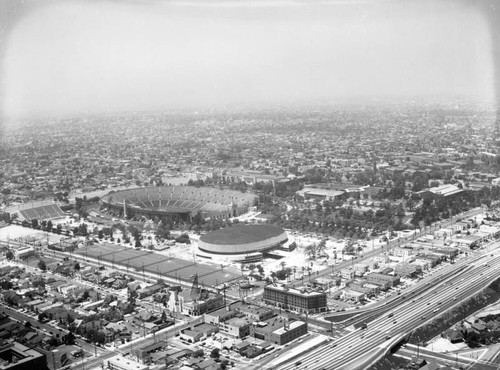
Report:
198,224,288,255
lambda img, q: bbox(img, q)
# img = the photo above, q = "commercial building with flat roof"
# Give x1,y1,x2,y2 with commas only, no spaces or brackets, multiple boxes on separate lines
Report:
105,355,149,370
219,315,252,338
250,316,307,346
0,342,46,370
263,285,327,314
366,273,400,290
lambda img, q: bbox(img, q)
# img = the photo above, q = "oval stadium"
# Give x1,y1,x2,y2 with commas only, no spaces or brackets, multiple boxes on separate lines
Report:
197,224,290,263
101,186,256,221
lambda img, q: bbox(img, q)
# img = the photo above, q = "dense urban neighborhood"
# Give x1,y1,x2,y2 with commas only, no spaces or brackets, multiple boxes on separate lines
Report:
0,101,500,370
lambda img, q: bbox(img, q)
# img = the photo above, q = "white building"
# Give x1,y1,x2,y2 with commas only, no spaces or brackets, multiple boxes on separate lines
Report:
105,355,149,370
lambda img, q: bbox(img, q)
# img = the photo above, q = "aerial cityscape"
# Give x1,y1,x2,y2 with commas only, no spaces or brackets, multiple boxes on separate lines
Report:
1,1,500,370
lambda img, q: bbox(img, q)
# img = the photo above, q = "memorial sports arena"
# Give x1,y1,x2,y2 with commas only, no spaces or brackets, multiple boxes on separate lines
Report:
196,224,294,263
101,186,256,222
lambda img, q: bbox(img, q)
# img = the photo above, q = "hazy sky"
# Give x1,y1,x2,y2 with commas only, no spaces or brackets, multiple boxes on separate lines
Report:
0,0,495,118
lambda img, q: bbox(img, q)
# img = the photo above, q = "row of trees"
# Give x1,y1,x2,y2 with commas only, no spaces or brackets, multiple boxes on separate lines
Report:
264,200,406,239
410,186,500,228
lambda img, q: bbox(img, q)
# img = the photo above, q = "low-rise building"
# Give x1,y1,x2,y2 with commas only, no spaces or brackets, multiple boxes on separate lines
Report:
352,263,368,276
250,317,307,346
394,262,421,278
0,342,46,370
418,254,441,267
342,289,365,302
168,289,224,317
366,273,400,290
132,342,164,365
232,302,275,321
218,315,251,338
392,247,414,258
340,268,355,280
137,283,164,299
105,355,149,370
12,246,34,260
372,256,389,264
413,259,430,270
179,329,203,343
59,284,79,296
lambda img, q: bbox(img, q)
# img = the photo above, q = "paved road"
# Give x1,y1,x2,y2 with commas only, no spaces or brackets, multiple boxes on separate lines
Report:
314,207,484,280
397,344,500,370
0,303,106,358
266,246,500,370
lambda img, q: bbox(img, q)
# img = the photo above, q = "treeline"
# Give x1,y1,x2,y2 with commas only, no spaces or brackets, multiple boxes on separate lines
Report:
410,186,500,228
262,200,406,239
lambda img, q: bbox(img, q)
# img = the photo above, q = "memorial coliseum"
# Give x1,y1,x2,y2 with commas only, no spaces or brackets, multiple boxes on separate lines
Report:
101,186,256,222
196,224,289,263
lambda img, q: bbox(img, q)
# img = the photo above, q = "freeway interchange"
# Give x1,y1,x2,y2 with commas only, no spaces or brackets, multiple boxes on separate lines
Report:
262,243,500,370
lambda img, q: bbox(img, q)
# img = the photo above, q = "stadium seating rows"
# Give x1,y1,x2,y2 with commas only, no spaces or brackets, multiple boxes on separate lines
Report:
104,186,255,216
20,204,65,221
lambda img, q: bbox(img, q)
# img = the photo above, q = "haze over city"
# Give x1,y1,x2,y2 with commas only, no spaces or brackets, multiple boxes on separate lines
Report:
3,1,500,370
1,0,496,119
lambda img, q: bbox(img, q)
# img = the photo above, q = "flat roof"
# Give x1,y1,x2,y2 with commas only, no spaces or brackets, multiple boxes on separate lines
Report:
273,320,306,335
265,285,325,296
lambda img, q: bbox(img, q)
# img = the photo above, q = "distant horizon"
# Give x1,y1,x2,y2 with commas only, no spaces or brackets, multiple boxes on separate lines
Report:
1,0,495,121
2,93,497,124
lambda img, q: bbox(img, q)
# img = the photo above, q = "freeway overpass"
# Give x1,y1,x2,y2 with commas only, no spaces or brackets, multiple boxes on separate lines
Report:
263,245,500,369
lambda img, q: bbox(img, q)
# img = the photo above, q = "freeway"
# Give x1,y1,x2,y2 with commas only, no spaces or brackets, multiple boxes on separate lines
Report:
334,253,476,330
267,247,500,370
